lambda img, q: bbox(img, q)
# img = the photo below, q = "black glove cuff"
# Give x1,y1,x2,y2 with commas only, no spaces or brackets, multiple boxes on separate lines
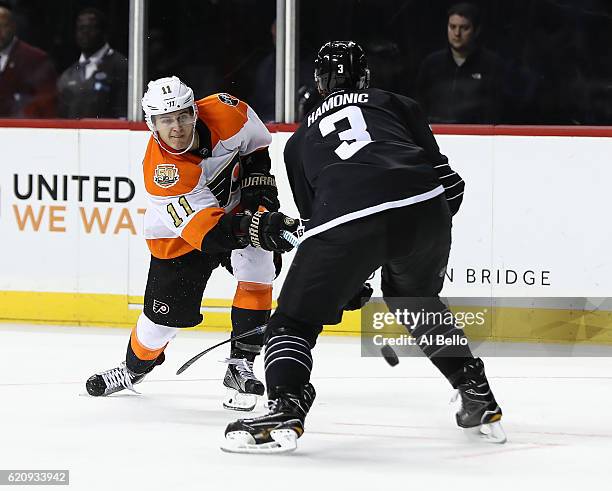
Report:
242,148,272,174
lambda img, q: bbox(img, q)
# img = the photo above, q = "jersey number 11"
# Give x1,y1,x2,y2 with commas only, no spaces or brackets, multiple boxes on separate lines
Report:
166,196,195,227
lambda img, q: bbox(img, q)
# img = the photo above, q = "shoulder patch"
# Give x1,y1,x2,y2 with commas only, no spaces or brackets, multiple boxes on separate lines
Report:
153,164,180,188
217,93,239,107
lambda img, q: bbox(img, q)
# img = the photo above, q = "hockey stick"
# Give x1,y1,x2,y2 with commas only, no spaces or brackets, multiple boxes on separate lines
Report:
281,229,301,248
176,324,267,375
176,231,301,377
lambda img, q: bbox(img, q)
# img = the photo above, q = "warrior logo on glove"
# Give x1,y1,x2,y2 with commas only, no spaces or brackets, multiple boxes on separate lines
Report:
240,171,280,212
242,175,276,188
247,211,299,253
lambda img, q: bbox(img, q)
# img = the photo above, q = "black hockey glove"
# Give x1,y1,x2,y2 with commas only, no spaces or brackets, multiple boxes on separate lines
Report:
342,283,374,311
240,172,280,212
435,166,465,216
200,213,250,254
246,211,299,252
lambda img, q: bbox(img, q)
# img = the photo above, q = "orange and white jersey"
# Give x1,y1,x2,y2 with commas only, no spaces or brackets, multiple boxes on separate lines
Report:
142,93,272,259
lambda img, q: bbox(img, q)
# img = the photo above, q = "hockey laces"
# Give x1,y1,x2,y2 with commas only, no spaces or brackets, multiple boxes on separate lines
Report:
264,394,308,418
100,362,138,394
223,358,258,381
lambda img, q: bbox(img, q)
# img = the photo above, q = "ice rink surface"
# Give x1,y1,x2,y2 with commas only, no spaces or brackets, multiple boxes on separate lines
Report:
1,323,611,491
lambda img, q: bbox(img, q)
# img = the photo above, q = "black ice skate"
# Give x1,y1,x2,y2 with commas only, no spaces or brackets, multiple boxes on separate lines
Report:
222,358,265,411
86,353,165,397
221,384,316,454
452,358,506,443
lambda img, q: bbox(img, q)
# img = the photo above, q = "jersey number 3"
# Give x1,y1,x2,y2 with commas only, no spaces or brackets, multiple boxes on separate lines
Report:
318,106,372,160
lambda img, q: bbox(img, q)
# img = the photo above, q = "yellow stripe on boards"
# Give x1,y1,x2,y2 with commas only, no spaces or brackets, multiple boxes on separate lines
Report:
1,291,612,343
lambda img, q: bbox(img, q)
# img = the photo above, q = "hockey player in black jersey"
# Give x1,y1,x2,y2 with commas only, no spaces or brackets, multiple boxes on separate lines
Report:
222,41,505,453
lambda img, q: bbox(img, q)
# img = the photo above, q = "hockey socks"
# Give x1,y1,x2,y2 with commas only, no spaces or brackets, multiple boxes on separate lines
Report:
230,305,267,359
264,333,313,389
126,314,176,374
230,282,271,357
223,283,271,411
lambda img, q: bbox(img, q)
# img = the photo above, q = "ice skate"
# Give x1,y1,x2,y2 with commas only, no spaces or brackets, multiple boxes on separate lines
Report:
452,358,506,443
86,353,165,397
221,383,316,454
222,357,265,411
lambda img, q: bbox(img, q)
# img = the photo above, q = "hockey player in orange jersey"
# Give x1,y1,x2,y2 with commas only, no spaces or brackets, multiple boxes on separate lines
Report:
85,76,298,411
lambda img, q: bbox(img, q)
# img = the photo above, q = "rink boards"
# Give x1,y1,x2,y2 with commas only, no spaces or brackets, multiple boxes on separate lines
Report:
1,124,612,343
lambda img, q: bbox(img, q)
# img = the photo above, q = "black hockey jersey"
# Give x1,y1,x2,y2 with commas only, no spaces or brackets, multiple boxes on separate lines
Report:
283,87,464,240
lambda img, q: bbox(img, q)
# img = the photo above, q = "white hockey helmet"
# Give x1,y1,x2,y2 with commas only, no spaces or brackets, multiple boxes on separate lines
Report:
141,76,198,154
141,76,197,133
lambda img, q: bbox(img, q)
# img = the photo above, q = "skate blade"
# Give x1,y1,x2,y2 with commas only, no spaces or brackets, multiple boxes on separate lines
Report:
220,429,298,454
223,389,257,412
463,421,507,444
78,389,142,397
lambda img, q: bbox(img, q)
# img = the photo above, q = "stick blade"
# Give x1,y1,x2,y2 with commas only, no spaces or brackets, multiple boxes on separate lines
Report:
176,352,205,375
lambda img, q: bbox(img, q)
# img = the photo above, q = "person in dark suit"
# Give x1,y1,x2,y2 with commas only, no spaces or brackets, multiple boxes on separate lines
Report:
0,3,57,118
57,7,127,119
415,3,506,124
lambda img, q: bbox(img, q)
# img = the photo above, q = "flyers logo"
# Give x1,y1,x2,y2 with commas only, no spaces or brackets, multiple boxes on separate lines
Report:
154,164,180,188
152,299,170,315
208,151,241,208
217,93,239,107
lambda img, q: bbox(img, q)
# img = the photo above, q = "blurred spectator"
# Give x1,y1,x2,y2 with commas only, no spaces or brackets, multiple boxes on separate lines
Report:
415,3,505,124
365,39,403,93
0,2,57,118
250,19,314,122
57,7,127,118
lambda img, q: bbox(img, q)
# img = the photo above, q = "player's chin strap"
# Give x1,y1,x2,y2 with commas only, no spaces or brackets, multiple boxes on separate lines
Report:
153,121,197,156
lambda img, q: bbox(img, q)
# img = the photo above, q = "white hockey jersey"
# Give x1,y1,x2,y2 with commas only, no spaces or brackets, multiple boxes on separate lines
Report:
142,93,272,259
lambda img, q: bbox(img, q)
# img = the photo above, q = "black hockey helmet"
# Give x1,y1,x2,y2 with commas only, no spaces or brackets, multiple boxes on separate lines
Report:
314,41,370,97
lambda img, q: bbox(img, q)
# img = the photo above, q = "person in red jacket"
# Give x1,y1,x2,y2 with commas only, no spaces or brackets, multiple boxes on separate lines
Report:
0,3,57,118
